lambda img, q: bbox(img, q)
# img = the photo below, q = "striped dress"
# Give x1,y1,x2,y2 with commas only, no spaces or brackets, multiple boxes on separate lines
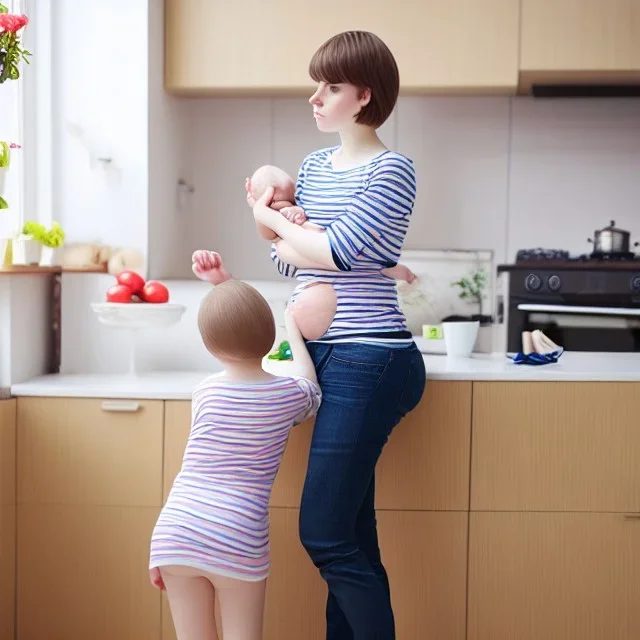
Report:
272,146,417,345
149,374,321,581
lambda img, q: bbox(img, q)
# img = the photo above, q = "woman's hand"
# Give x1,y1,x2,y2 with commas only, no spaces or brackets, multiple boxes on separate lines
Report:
252,187,280,229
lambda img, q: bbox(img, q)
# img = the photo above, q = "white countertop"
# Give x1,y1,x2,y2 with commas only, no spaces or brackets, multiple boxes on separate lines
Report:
9,352,640,399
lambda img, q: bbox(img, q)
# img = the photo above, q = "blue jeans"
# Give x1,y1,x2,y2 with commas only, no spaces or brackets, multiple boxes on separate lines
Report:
299,341,426,640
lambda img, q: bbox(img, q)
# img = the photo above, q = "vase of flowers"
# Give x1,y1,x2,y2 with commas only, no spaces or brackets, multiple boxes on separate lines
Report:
0,2,31,84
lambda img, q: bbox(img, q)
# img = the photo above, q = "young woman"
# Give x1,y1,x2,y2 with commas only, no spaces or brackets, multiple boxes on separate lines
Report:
248,30,426,640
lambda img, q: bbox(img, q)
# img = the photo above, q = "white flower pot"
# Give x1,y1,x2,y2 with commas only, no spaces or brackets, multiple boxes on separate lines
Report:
40,246,63,266
0,167,7,196
13,236,42,266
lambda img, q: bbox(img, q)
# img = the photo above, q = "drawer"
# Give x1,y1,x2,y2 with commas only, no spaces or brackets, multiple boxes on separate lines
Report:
17,397,163,507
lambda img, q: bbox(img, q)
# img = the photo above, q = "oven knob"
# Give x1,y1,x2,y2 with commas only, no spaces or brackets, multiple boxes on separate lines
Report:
524,273,542,292
548,274,562,291
631,275,640,292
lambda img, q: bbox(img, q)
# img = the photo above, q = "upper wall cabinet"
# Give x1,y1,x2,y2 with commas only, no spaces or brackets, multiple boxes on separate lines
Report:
164,0,520,95
520,0,640,88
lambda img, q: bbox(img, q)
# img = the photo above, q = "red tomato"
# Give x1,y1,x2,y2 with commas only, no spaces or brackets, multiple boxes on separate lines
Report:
106,284,133,303
116,270,145,294
141,280,169,303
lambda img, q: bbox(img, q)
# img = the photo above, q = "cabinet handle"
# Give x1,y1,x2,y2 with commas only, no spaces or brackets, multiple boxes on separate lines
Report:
623,513,640,520
100,400,140,413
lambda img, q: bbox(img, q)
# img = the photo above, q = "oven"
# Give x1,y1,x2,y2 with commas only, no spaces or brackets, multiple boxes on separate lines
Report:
501,266,640,353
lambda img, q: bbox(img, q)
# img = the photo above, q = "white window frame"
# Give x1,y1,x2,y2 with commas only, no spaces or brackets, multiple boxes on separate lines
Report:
22,0,53,226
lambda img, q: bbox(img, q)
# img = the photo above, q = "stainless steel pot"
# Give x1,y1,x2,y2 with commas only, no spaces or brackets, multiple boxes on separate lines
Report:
587,220,638,254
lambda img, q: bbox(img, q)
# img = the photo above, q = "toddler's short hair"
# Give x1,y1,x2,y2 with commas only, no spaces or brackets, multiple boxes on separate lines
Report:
198,280,276,361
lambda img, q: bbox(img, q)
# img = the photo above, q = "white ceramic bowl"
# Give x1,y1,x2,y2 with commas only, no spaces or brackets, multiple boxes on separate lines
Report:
90,302,187,329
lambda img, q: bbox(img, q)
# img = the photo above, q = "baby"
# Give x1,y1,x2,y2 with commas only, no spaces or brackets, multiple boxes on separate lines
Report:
248,164,417,283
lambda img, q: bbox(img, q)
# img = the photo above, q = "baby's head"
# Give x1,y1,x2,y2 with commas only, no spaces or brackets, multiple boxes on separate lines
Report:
250,165,295,209
198,280,275,362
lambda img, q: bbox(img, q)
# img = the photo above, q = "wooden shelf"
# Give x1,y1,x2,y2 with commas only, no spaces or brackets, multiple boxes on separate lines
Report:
0,265,108,275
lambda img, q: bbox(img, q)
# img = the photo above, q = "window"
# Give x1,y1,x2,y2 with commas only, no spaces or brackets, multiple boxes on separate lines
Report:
0,0,51,232
0,0,25,233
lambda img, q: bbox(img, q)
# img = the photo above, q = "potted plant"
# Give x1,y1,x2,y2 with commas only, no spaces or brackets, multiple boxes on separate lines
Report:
0,3,31,84
13,220,45,265
40,222,65,266
445,268,493,326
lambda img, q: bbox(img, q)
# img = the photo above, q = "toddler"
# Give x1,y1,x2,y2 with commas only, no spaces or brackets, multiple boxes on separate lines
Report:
149,267,321,640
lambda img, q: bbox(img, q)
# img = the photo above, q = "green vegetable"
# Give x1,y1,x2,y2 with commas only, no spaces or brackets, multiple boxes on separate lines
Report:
0,196,7,209
20,221,65,247
267,340,292,361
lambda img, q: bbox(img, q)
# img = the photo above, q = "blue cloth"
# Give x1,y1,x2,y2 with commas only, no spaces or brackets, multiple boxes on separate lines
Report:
509,348,564,365
300,341,426,639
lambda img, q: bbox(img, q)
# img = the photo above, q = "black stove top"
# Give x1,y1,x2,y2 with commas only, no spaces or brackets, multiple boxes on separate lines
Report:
498,248,640,273
499,248,640,297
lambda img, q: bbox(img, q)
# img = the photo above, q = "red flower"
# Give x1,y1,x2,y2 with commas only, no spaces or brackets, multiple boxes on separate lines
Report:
0,13,28,33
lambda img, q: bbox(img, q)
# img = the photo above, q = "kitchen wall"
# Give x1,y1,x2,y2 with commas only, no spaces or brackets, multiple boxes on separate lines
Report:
38,2,640,374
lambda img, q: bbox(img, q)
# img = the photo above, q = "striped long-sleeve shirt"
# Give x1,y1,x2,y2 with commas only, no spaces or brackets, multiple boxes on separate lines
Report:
149,374,321,581
271,146,417,344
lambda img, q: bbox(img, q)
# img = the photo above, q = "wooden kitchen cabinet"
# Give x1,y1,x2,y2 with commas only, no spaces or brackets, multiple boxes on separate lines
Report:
165,0,519,95
15,397,164,640
0,399,16,640
520,0,640,88
471,382,640,512
468,512,640,640
17,504,161,640
17,397,164,506
166,381,471,511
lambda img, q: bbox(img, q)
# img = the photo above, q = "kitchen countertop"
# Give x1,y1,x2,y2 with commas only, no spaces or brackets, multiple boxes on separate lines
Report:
9,352,640,399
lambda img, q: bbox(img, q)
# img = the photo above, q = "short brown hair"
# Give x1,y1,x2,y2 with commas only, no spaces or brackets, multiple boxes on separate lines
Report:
309,31,399,129
198,280,276,361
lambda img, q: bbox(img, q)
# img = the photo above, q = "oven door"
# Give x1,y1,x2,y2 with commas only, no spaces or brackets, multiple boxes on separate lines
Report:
516,304,640,352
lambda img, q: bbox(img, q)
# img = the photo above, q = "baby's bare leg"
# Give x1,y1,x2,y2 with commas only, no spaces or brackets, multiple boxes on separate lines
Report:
291,283,337,341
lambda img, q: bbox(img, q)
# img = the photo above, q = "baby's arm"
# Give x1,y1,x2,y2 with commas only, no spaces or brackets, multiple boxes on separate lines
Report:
191,250,233,285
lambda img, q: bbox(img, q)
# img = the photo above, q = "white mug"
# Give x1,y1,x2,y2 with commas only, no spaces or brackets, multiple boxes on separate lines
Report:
442,321,479,358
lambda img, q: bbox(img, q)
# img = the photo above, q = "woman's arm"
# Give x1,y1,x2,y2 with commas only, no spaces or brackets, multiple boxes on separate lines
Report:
255,158,417,273
253,188,339,270
273,238,333,270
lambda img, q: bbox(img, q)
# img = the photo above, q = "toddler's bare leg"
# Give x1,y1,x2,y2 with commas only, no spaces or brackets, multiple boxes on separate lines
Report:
210,573,266,640
160,566,219,640
291,283,337,341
